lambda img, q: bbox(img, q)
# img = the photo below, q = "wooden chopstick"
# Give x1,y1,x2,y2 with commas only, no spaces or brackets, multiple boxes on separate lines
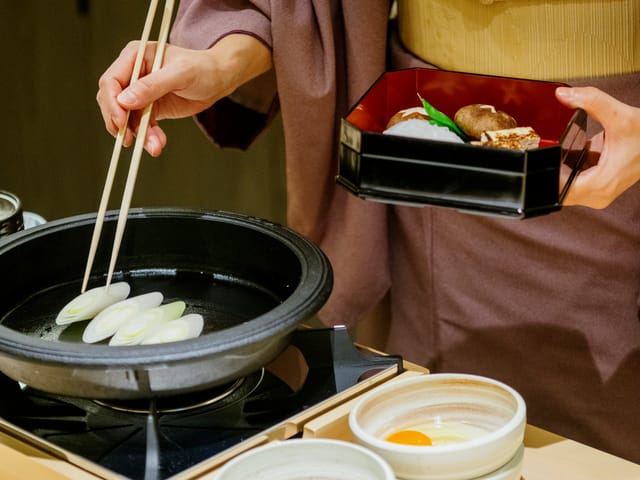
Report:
104,0,176,289
80,0,160,293
81,0,175,292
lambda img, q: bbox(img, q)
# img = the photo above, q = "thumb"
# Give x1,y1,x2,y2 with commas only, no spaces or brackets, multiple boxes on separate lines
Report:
555,86,627,131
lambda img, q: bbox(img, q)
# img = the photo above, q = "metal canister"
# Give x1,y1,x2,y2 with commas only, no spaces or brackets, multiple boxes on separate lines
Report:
0,190,24,237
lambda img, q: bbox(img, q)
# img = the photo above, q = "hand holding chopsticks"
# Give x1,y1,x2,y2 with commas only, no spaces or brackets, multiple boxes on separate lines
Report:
81,0,175,293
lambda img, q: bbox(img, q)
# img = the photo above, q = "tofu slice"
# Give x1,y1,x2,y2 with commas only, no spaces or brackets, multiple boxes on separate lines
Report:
480,126,541,150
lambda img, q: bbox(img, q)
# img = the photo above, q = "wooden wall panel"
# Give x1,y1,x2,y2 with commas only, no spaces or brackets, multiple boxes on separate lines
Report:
0,0,287,225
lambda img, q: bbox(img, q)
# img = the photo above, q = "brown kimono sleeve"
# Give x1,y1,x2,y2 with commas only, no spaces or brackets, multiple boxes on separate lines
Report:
170,0,278,149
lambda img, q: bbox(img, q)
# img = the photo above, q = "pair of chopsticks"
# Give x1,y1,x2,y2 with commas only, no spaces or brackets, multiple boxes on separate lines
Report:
81,0,175,293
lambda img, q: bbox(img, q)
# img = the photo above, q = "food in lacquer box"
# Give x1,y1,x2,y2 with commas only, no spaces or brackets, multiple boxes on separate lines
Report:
453,103,517,140
384,96,541,151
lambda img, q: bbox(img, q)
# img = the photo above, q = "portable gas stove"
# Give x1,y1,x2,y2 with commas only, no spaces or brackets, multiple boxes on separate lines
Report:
0,327,404,480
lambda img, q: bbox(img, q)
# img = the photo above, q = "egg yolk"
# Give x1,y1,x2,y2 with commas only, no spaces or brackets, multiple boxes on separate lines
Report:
385,429,433,446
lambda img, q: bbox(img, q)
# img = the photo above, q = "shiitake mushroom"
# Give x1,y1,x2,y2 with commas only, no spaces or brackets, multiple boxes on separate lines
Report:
454,104,517,140
386,106,430,129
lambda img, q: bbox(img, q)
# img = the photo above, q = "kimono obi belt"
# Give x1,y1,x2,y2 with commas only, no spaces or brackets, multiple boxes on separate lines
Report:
397,0,639,81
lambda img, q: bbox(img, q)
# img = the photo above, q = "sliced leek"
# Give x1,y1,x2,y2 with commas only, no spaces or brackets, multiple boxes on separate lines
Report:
56,282,130,325
82,291,163,343
140,313,204,345
109,300,186,346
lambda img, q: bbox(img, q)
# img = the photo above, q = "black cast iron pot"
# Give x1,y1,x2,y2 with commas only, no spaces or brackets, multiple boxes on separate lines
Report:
0,208,332,399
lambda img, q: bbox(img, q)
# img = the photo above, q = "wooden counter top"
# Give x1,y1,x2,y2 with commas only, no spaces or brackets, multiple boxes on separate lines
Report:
524,425,640,480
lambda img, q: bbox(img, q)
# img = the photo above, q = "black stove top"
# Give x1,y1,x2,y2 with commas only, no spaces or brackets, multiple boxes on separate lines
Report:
0,327,402,479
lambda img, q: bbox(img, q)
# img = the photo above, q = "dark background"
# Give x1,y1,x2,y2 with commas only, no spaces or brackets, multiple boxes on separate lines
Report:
0,0,287,224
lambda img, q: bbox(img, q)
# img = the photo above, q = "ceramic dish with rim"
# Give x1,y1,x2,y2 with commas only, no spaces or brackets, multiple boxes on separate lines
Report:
212,438,396,480
348,373,526,480
470,443,523,480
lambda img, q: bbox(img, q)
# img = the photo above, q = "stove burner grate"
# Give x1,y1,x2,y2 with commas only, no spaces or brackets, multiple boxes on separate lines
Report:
0,327,403,480
94,377,247,414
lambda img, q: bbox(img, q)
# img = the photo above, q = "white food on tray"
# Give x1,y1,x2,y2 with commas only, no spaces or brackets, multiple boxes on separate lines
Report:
383,118,464,143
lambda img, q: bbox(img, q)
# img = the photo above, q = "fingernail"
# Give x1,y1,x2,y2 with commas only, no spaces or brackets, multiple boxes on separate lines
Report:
556,87,576,103
146,137,160,156
117,89,137,105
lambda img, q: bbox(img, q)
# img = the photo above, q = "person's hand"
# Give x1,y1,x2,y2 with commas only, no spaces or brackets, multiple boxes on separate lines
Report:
96,34,272,156
555,86,640,209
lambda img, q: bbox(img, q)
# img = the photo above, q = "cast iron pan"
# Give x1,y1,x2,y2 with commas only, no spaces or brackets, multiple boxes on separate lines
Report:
0,209,332,399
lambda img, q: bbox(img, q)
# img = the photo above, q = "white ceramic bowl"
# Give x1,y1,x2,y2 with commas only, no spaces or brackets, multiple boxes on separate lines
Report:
471,443,524,480
23,211,46,229
212,438,396,480
349,373,526,480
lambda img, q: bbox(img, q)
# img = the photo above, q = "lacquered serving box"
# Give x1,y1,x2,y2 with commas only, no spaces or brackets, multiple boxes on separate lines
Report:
337,68,588,218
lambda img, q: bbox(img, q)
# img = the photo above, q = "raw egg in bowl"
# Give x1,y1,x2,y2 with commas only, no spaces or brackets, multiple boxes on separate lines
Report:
348,373,526,480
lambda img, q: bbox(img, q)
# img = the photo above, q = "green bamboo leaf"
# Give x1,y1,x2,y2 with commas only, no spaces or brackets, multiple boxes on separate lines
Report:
419,95,468,141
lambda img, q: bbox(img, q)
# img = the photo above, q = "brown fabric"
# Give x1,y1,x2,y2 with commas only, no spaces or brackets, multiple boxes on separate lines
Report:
172,0,393,325
170,1,640,462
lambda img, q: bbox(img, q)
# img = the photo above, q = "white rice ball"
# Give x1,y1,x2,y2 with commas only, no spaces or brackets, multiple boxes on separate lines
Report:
383,119,464,143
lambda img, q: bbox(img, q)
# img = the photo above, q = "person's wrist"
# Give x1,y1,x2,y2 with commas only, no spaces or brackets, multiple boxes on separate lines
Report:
207,34,273,94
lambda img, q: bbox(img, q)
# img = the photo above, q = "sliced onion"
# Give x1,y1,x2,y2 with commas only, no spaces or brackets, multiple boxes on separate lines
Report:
56,282,131,325
109,301,186,346
140,313,204,345
82,292,163,343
